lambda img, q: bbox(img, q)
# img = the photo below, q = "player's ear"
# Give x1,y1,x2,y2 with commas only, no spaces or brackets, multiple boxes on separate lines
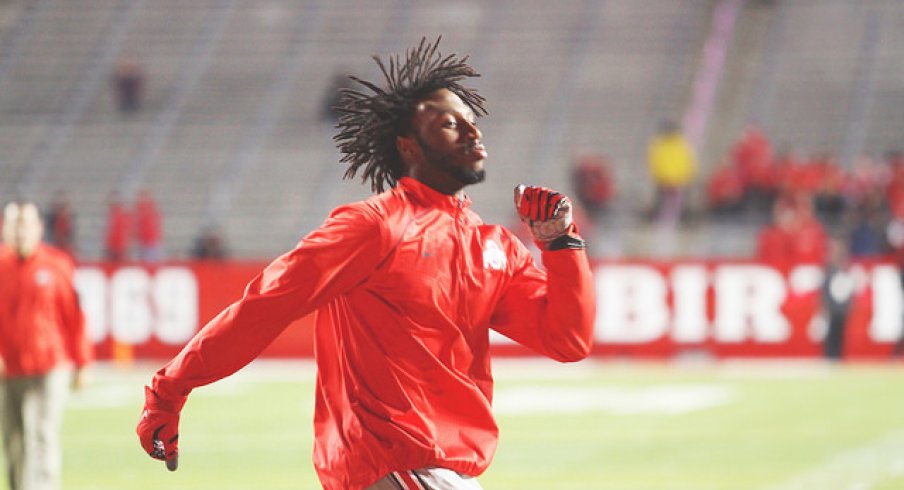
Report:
396,135,420,167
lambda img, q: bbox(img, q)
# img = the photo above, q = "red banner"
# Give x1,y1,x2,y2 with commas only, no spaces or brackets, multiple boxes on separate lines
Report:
74,259,904,361
75,262,314,361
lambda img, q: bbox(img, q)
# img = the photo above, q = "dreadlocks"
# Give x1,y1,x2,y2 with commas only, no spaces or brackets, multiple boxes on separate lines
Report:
333,36,488,193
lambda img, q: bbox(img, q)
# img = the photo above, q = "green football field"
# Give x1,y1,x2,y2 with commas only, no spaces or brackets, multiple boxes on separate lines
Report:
3,359,903,490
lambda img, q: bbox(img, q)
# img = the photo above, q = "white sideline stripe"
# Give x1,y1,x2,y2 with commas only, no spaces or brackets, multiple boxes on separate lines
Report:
67,382,253,409
760,429,904,490
492,384,735,415
68,385,144,409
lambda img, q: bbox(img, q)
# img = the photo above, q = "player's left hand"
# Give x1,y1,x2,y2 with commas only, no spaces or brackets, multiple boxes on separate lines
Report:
514,185,585,250
137,386,186,472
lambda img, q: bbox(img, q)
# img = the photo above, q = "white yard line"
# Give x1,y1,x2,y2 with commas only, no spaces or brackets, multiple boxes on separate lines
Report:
493,384,736,415
760,429,904,490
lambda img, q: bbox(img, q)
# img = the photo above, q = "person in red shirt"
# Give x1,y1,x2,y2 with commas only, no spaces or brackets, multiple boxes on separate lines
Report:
884,150,904,213
706,160,745,217
104,193,131,262
572,152,614,219
134,189,163,262
731,124,773,211
756,204,795,266
0,200,93,490
136,38,596,490
770,148,805,198
787,194,828,264
804,152,844,222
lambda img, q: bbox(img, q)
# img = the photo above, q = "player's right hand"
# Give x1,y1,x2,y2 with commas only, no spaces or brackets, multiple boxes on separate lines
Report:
137,386,186,471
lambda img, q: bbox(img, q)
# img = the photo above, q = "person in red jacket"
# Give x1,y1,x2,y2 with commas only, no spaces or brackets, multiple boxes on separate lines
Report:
0,200,93,490
731,124,773,211
134,189,163,262
706,159,745,217
104,192,131,262
756,204,795,266
136,37,596,490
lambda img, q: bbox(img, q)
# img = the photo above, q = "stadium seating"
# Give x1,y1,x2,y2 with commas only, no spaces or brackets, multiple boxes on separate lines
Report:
0,0,901,259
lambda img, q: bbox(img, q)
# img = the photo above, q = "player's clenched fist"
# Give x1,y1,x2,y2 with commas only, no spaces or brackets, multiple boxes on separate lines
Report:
514,185,586,251
137,386,186,471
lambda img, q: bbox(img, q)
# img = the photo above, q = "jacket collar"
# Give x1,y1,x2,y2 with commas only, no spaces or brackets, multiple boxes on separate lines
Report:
398,177,471,212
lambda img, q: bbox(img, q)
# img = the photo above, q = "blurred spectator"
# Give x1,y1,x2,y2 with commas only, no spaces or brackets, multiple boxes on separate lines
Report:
786,193,828,264
0,200,92,490
847,198,886,258
44,190,75,257
731,124,774,211
792,158,824,197
810,153,846,222
111,56,144,115
191,225,227,260
756,203,795,265
647,120,697,225
706,159,745,217
104,193,131,262
843,153,888,211
884,150,904,213
820,238,854,361
771,147,806,198
134,189,163,262
571,152,614,221
756,192,827,265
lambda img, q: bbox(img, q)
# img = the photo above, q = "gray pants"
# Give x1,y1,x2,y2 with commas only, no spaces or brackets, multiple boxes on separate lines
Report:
1,369,71,490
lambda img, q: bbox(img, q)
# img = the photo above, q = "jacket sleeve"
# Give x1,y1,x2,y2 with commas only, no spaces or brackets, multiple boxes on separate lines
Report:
489,242,597,362
152,203,390,401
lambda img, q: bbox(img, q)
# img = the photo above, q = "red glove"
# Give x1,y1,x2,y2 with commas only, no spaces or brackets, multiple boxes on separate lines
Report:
514,185,585,250
137,386,186,471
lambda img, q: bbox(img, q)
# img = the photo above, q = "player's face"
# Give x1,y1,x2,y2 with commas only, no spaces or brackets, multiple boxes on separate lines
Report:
2,202,43,258
399,88,488,194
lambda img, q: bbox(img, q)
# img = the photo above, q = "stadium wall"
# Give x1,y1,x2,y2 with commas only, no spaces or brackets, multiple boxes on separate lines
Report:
74,259,904,361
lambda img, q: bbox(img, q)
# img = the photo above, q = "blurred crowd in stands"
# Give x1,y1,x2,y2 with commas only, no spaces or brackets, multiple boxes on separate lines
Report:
707,125,904,265
564,122,903,268
9,121,902,266
35,189,225,262
102,190,163,262
41,189,168,262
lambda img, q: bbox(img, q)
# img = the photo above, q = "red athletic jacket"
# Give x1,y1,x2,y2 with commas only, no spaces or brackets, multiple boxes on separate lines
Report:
151,177,596,489
0,243,92,377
